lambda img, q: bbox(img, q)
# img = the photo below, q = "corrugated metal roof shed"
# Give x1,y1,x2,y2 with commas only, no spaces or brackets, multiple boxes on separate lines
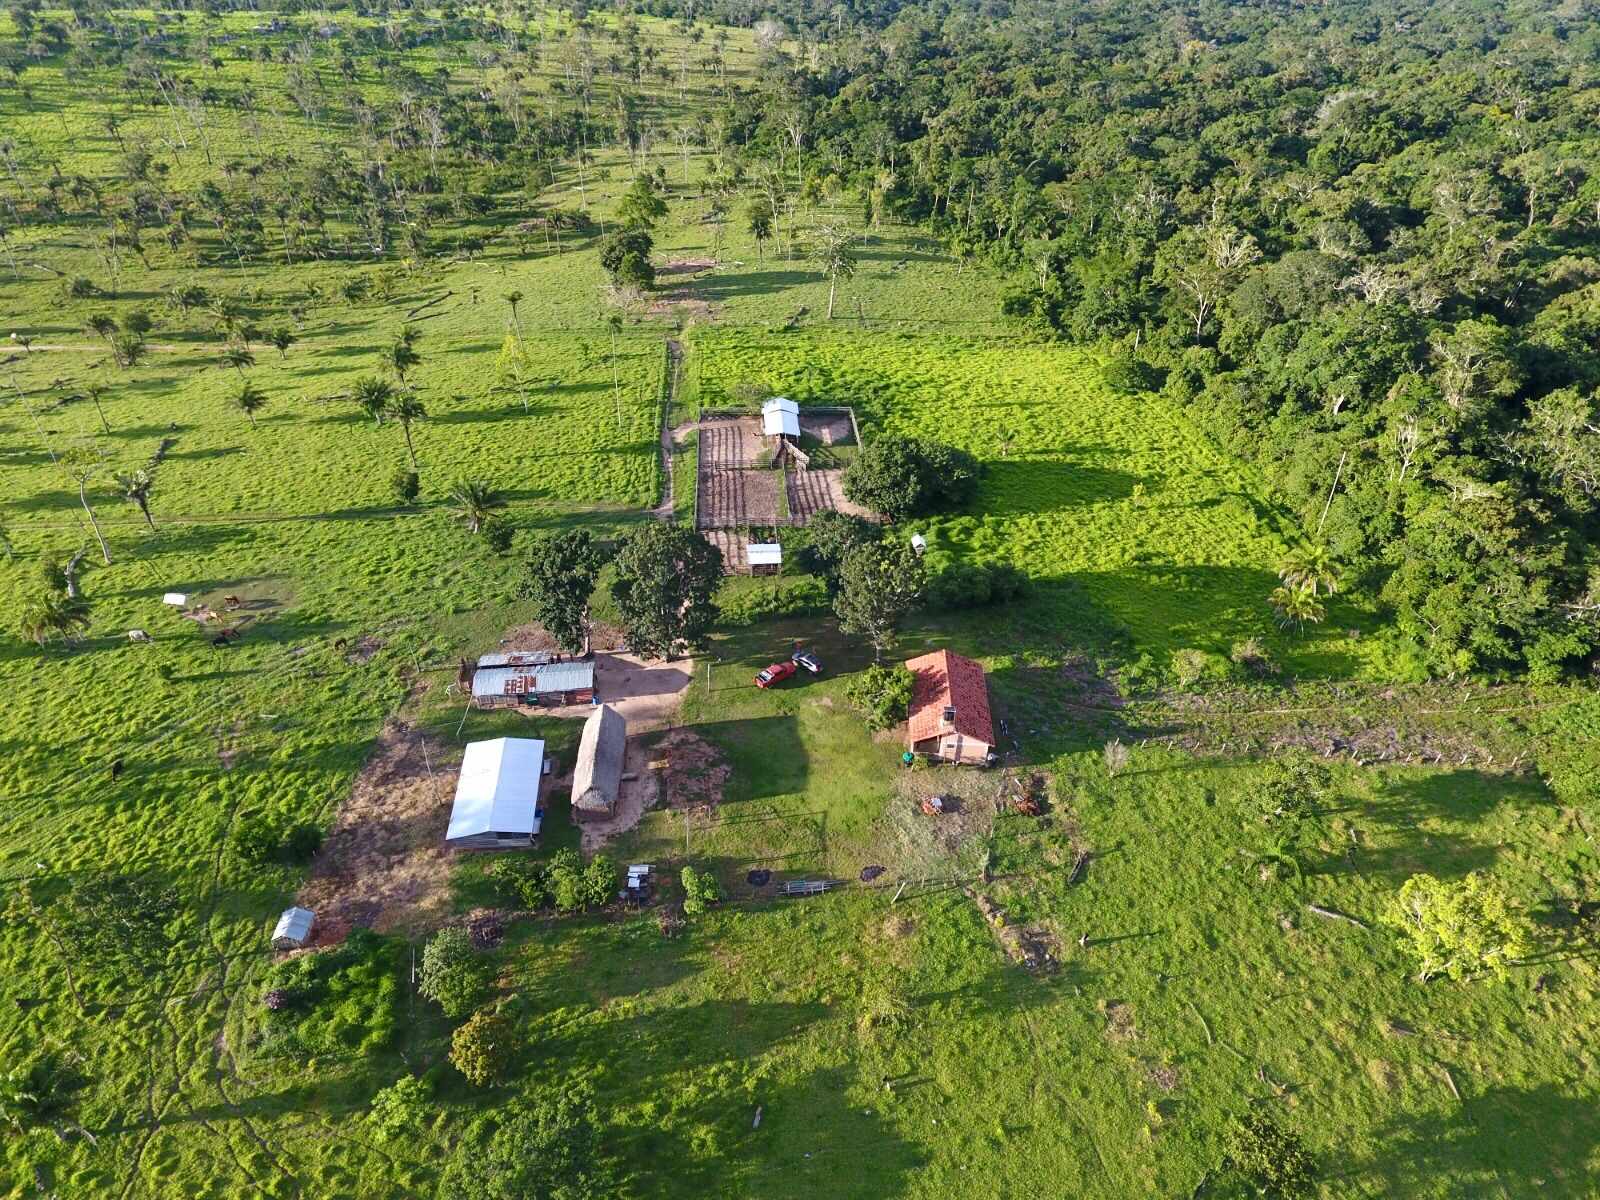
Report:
272,906,315,948
448,738,545,842
746,543,783,566
535,660,595,693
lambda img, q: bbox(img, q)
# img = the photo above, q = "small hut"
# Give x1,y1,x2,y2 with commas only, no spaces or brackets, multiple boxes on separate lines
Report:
762,396,800,441
571,705,626,823
747,543,783,576
272,906,315,950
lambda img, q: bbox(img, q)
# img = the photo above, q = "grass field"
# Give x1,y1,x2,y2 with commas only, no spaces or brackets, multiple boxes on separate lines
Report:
1,5,1597,1198
686,329,1395,677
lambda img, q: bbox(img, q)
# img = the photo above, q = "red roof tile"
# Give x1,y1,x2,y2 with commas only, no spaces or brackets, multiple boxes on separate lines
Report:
905,649,994,747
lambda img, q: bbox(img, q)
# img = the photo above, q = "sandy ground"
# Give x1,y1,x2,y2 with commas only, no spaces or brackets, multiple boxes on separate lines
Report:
798,411,855,445
296,719,461,941
578,739,660,853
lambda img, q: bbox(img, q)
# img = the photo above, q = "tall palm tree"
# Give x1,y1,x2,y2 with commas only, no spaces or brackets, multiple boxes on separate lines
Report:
62,447,112,565
351,374,394,425
388,326,421,383
267,326,297,359
389,393,426,469
1270,582,1326,631
114,467,157,531
233,383,267,429
85,313,117,342
1278,543,1339,597
85,382,111,434
18,589,91,646
505,290,523,337
447,478,504,534
220,345,255,378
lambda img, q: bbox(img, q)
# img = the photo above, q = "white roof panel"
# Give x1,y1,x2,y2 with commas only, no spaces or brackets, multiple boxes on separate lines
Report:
746,543,783,566
448,738,545,840
762,407,800,438
273,906,315,943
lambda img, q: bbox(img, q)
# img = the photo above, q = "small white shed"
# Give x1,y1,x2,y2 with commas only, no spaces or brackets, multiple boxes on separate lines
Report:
747,542,783,576
272,906,315,950
762,396,800,439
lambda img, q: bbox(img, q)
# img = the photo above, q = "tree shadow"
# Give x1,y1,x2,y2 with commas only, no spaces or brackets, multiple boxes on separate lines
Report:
1345,1084,1600,1197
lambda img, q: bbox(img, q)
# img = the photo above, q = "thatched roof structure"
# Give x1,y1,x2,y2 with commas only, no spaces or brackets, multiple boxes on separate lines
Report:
571,705,626,821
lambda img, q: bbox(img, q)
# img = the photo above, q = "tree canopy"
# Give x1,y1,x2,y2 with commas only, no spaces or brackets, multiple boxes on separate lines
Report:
609,525,723,659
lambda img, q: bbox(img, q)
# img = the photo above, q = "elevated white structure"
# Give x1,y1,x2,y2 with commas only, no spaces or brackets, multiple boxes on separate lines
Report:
762,396,800,439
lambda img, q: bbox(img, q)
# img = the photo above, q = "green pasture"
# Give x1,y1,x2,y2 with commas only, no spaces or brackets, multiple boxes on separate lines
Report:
685,329,1393,676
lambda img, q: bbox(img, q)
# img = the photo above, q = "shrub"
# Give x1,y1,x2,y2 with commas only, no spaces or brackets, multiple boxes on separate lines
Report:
232,814,322,865
391,468,420,506
1170,648,1232,689
844,663,915,731
578,855,616,910
368,1075,432,1144
1384,871,1531,983
487,856,549,909
840,434,981,520
1102,353,1160,393
680,865,723,917
799,511,878,589
418,927,489,1018
1221,1110,1315,1197
481,517,515,554
926,561,1029,610
450,1007,515,1087
1230,637,1275,677
437,1082,618,1198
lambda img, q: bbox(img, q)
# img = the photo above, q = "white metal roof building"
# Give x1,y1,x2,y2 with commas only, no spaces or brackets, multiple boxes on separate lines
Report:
470,659,596,706
447,737,546,849
272,906,315,950
762,396,800,439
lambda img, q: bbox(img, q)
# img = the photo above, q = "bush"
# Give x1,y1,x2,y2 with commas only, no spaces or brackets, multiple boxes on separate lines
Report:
418,928,489,1018
840,435,981,520
926,561,1030,610
391,468,420,506
232,813,322,865
1221,1111,1315,1197
450,1007,515,1087
680,865,723,917
799,511,878,589
487,856,549,909
545,850,615,915
1102,352,1160,393
481,517,515,554
844,663,915,731
368,1075,432,1144
1170,648,1232,689
437,1082,618,1198
1229,637,1276,677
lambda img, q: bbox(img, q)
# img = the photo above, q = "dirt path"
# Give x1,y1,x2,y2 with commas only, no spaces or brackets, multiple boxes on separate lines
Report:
652,338,683,522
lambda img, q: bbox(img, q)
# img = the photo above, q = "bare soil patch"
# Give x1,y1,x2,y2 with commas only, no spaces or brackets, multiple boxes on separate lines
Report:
797,411,855,446
653,728,730,811
296,720,455,939
967,888,1060,973
1100,1000,1138,1043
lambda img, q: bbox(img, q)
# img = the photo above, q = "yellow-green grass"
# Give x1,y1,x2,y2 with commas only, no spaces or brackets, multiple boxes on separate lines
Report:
687,328,1394,677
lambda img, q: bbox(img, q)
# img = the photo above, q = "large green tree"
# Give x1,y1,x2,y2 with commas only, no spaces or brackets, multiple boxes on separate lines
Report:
438,1084,619,1200
608,524,722,659
518,530,604,655
834,540,924,658
841,435,981,521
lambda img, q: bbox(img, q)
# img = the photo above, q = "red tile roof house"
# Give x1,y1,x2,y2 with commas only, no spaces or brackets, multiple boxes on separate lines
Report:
904,649,996,766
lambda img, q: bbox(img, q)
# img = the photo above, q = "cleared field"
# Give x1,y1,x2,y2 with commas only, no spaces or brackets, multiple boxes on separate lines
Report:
688,329,1387,675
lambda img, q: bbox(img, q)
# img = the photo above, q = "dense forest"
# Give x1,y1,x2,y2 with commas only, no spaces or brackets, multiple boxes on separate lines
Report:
706,0,1600,679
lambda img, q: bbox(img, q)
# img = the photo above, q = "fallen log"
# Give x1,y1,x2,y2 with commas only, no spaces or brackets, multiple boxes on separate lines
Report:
1306,903,1368,929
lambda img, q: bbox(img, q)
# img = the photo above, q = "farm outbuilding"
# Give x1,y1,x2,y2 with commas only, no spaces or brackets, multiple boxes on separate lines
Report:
746,543,783,575
470,653,596,709
272,906,315,950
905,649,997,766
761,396,800,440
571,704,627,822
447,737,546,849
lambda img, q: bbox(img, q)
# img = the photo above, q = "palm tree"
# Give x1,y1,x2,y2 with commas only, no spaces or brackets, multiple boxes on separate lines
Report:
85,382,112,434
266,326,297,359
447,478,504,534
351,374,394,425
388,327,421,382
220,345,255,378
389,392,426,468
233,383,267,429
1278,543,1339,597
1270,582,1326,631
18,589,91,646
505,290,523,337
85,313,117,343
114,467,157,531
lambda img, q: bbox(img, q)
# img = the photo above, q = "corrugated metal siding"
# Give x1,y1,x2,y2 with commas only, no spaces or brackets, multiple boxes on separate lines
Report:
534,661,595,693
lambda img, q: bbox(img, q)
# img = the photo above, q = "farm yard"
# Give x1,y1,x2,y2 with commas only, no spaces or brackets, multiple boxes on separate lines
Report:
1,1,1600,1198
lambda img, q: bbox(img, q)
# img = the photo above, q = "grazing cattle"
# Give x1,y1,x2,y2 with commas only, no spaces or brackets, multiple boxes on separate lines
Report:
127,629,152,643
